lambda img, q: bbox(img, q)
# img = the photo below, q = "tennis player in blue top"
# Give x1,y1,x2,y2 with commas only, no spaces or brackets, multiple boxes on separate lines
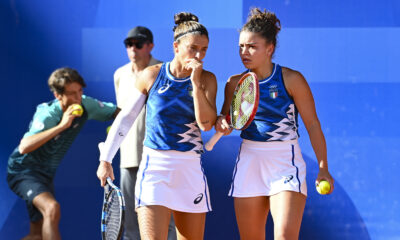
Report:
215,8,334,240
7,67,119,240
97,12,217,240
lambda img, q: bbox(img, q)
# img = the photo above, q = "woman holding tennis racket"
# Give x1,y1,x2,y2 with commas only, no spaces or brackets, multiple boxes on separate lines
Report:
215,8,334,240
97,12,217,240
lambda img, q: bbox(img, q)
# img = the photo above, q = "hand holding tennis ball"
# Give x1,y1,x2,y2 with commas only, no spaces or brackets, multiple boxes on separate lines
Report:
71,104,84,117
316,180,331,195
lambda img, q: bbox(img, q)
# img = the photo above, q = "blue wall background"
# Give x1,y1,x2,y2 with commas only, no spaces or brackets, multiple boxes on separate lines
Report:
1,0,399,239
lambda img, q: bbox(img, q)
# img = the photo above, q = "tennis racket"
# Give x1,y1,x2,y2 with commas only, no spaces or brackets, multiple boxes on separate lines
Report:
101,177,125,240
205,72,259,151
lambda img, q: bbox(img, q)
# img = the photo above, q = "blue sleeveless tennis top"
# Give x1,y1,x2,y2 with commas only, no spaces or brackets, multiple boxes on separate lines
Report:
241,63,299,141
143,62,204,153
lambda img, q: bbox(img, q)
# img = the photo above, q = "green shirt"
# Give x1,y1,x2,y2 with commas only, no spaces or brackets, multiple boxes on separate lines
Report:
7,95,117,179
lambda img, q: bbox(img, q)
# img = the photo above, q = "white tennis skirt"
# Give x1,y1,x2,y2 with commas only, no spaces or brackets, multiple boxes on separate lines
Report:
229,139,307,197
135,146,212,213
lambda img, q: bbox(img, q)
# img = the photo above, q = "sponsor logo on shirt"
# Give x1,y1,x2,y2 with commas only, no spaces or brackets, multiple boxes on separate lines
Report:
284,175,294,184
158,83,170,94
187,85,193,97
32,121,45,131
27,189,33,197
193,193,203,204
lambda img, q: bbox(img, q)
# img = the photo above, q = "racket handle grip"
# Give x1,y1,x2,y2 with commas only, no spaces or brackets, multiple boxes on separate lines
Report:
205,131,225,151
106,177,112,184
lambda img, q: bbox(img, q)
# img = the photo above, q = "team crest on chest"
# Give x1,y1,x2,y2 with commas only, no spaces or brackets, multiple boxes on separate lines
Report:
269,84,279,99
187,85,193,97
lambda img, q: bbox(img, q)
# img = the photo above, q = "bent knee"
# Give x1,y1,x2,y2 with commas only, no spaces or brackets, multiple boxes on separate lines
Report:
43,201,61,220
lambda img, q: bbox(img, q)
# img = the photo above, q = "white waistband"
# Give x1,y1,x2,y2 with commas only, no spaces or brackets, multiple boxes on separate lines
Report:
143,146,200,159
242,139,299,147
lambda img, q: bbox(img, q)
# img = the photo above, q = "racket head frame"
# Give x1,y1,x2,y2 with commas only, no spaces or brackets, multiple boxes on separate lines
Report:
204,72,259,151
101,177,125,240
228,71,259,130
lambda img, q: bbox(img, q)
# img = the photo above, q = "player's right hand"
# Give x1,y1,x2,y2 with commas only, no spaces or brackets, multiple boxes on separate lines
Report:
215,115,232,135
59,104,78,129
97,161,114,187
185,58,203,88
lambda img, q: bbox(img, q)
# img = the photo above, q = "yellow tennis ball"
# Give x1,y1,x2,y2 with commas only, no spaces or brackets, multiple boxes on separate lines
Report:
316,180,331,195
106,126,111,134
71,104,84,117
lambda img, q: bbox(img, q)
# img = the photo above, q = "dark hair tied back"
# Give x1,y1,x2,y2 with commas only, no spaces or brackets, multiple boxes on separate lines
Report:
173,12,208,41
242,8,281,46
173,12,199,31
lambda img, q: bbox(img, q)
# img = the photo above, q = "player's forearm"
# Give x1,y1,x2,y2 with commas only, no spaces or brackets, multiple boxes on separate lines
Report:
307,122,328,170
100,89,146,163
18,125,66,154
192,87,217,131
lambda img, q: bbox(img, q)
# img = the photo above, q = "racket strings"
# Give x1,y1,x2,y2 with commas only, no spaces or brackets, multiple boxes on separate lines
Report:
103,190,122,240
231,77,256,129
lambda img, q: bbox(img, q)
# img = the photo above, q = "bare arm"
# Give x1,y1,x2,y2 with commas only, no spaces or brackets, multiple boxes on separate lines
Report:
135,64,161,94
19,105,78,154
192,71,217,131
283,68,334,193
185,59,217,131
214,74,241,135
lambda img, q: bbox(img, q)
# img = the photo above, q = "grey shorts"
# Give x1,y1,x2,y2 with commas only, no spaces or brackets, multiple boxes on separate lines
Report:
7,172,54,222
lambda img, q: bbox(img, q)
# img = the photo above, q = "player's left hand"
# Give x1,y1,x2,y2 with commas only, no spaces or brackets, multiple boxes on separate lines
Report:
316,169,334,194
215,115,232,135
